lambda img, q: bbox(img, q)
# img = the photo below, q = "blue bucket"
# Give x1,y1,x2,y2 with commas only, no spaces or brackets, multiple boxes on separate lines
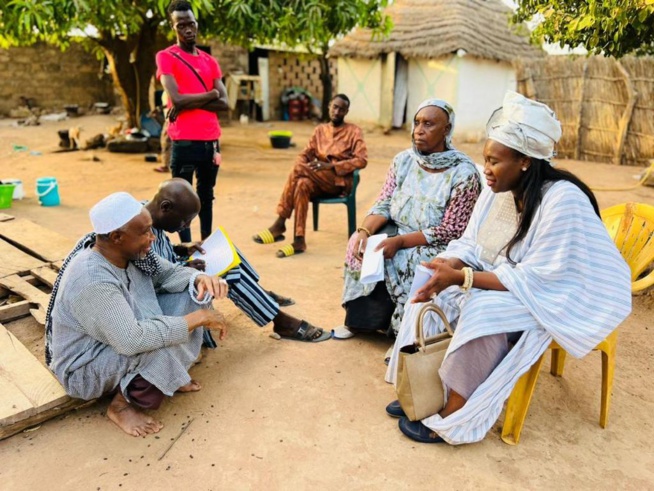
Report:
36,177,60,206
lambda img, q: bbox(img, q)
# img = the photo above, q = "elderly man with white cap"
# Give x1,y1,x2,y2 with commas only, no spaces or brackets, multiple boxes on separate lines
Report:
382,91,632,445
48,192,228,437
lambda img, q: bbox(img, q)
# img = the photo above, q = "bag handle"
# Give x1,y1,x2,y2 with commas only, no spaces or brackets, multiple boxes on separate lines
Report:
415,303,454,349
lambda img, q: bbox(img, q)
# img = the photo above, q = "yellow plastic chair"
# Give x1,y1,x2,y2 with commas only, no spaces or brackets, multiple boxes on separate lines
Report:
501,202,654,445
601,202,654,293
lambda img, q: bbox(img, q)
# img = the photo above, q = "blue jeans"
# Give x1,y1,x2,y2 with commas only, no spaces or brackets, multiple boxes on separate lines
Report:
171,140,220,241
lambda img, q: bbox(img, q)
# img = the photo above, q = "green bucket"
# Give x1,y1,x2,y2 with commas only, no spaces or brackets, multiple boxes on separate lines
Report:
0,184,16,209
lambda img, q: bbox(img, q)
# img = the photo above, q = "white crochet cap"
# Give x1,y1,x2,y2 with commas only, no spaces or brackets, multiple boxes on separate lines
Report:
90,192,143,234
487,91,562,161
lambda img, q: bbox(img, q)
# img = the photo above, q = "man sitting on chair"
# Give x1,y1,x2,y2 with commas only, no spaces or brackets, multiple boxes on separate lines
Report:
253,94,367,258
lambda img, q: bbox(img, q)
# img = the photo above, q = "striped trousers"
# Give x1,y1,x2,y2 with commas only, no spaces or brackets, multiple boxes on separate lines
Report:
199,246,279,349
223,246,279,326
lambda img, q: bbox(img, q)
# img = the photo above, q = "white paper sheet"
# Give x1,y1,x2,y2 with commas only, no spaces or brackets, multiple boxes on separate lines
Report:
191,227,238,277
408,264,434,299
359,233,387,284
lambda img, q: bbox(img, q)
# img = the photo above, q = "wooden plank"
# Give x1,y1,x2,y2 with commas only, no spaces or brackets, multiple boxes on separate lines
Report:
0,399,93,441
29,308,46,326
0,322,69,428
0,275,40,297
30,267,58,289
51,260,64,272
0,372,34,426
0,213,15,222
0,301,31,322
0,275,51,311
0,239,45,279
0,218,76,262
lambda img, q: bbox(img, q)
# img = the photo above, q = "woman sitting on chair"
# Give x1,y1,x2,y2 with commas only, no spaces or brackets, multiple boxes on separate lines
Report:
385,91,632,445
335,99,481,339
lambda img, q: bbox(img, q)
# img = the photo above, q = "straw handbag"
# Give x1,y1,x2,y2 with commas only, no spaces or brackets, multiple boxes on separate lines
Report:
396,303,454,421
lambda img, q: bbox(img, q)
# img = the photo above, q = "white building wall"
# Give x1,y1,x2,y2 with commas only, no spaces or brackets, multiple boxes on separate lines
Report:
407,55,516,136
455,57,516,135
336,58,382,125
407,56,460,120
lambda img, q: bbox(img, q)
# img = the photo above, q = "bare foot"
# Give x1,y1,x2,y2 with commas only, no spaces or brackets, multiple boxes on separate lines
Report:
107,392,163,437
177,379,202,392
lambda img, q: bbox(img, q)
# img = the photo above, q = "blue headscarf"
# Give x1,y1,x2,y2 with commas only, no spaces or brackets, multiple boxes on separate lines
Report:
410,98,467,171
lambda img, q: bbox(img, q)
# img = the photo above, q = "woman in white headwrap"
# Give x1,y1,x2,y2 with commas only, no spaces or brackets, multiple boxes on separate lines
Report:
384,91,632,445
336,99,481,339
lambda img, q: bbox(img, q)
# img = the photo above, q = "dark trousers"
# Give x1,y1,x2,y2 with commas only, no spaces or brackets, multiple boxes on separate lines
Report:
171,140,220,242
124,374,165,410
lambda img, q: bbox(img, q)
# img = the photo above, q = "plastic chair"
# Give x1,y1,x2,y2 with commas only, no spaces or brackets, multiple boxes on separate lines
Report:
501,202,654,445
601,202,654,293
311,169,360,237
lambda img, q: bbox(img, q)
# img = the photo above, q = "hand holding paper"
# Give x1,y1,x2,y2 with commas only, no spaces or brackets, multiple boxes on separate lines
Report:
190,226,241,277
359,233,387,284
408,264,434,300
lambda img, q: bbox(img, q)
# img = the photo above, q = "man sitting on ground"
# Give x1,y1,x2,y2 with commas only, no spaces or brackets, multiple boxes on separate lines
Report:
253,94,367,258
47,192,229,436
145,178,329,342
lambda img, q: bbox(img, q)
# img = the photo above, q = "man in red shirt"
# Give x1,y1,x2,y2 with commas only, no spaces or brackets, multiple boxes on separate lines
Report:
156,0,228,242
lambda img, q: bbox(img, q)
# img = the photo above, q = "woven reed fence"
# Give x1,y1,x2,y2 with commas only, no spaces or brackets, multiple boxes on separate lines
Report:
515,56,654,166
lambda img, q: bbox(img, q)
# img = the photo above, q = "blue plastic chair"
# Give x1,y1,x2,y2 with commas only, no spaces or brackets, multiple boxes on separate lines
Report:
312,169,360,237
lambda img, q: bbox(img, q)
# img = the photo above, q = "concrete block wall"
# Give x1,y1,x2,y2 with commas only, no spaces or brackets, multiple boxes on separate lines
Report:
206,41,248,75
268,52,337,119
0,43,114,116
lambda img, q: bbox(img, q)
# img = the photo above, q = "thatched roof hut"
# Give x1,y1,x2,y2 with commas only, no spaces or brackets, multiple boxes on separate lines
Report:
330,0,543,61
330,0,544,132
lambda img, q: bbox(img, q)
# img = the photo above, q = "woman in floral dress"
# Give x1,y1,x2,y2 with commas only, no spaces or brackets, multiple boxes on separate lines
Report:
337,99,481,338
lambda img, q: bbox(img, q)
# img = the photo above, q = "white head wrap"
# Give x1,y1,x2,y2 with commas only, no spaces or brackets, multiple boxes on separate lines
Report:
487,91,562,161
89,192,143,234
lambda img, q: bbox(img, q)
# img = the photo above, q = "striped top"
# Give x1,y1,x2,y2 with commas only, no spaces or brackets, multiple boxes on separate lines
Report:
151,227,177,263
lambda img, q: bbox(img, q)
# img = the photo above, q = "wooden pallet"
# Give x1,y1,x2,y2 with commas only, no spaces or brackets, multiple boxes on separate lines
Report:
0,274,52,325
0,214,87,440
0,217,75,263
0,321,71,433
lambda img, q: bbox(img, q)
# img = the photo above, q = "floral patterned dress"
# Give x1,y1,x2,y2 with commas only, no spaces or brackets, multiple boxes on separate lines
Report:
342,149,481,334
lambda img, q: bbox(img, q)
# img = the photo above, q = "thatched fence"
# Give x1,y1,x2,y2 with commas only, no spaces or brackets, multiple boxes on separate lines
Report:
515,56,654,166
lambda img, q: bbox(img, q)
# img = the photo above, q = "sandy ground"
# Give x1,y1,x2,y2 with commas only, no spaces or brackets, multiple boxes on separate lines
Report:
0,115,653,490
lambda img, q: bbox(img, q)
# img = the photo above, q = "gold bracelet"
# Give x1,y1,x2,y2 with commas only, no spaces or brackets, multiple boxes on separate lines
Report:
356,226,371,237
461,267,474,292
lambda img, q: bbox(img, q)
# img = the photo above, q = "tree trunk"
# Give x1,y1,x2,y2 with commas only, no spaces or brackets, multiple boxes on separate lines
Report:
99,20,159,128
319,50,332,122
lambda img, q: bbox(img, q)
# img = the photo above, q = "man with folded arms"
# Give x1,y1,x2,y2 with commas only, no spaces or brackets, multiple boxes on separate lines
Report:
48,192,228,437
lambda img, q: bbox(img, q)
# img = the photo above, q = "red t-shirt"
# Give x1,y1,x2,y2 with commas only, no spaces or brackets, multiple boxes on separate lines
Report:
156,45,222,141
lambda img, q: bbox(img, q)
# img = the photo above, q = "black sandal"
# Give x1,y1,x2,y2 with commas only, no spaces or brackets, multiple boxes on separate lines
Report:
277,320,331,343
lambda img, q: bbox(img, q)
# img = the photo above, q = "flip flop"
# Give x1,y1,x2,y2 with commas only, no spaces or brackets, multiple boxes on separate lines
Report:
266,290,295,307
276,244,304,258
153,166,170,173
332,325,356,339
277,320,331,343
253,229,284,244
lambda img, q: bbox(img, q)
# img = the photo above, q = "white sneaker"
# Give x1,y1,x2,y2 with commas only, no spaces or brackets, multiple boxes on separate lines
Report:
331,325,356,339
